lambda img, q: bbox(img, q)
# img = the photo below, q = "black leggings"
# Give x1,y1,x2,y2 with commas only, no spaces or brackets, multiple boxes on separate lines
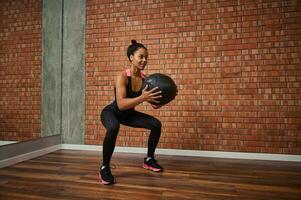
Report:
100,103,162,166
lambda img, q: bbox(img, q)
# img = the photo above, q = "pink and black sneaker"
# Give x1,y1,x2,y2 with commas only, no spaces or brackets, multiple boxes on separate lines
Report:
98,165,115,185
143,157,163,172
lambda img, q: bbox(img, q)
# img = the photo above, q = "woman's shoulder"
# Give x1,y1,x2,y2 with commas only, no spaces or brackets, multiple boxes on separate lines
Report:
116,70,128,78
115,70,128,85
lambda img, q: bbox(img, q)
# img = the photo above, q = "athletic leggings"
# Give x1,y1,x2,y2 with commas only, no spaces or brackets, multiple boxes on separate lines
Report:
100,102,162,166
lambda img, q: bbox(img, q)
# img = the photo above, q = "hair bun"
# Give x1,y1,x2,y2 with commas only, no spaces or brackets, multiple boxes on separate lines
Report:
131,40,137,45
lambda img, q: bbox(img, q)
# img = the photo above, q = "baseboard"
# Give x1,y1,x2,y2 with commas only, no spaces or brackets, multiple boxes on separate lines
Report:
61,144,301,162
0,141,19,146
1,143,300,169
0,144,61,168
0,135,62,168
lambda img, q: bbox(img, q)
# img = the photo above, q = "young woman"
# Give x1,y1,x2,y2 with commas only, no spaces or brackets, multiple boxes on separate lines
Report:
99,40,163,185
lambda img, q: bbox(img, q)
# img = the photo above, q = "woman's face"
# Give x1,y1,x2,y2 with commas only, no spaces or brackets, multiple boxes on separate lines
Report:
130,48,148,70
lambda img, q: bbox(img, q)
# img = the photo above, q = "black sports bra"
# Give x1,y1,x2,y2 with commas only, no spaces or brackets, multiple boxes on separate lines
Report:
114,69,145,99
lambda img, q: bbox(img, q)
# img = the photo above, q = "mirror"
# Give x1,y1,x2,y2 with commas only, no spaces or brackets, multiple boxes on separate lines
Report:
0,0,63,146
1,0,85,147
0,2,42,146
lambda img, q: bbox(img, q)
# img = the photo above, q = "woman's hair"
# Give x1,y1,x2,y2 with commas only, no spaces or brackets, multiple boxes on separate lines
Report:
127,40,147,61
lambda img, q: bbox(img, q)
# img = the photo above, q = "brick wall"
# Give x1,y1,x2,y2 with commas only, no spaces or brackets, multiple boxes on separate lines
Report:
0,0,42,141
86,0,301,154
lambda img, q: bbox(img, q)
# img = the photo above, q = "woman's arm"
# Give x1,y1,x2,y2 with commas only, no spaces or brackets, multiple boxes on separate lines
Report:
116,72,162,111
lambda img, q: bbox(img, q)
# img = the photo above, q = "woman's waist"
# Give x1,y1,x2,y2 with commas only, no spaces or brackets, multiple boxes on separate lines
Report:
108,101,135,114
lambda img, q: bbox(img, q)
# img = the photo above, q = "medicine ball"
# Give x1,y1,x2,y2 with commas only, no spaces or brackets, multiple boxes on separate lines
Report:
142,73,177,106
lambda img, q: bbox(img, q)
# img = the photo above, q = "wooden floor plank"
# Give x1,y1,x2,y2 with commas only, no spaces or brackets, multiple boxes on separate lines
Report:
0,150,300,200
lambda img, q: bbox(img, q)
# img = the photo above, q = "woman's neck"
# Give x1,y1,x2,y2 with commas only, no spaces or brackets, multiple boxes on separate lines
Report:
130,66,140,77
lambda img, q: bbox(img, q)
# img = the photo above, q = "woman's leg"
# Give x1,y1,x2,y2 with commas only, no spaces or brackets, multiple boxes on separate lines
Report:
100,107,120,167
120,110,162,158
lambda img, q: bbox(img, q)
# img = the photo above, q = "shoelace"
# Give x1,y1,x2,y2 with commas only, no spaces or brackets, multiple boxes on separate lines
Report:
147,157,158,164
100,163,116,171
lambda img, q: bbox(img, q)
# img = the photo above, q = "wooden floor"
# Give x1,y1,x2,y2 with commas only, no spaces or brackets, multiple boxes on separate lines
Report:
0,150,300,200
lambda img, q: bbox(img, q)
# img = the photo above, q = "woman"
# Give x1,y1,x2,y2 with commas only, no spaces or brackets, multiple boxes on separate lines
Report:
99,40,163,185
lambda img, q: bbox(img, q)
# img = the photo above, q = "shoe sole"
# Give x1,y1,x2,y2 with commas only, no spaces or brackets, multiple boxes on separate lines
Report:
98,172,115,185
143,164,162,172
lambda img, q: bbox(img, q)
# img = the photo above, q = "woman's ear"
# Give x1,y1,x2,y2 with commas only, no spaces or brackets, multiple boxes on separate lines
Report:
130,54,133,62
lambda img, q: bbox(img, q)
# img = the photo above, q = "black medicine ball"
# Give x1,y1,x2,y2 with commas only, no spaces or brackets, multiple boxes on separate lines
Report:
142,73,177,106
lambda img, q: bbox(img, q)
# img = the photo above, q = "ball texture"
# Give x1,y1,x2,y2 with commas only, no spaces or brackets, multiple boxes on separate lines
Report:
142,73,177,106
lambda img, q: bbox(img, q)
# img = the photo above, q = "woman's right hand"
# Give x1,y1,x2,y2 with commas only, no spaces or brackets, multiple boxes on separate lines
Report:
141,85,162,104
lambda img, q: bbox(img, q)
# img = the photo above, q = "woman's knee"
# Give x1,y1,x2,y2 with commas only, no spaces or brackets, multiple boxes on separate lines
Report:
103,125,120,144
106,125,120,136
151,118,162,131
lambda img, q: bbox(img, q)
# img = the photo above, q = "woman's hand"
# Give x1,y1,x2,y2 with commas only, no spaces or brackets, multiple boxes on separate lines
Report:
141,85,162,103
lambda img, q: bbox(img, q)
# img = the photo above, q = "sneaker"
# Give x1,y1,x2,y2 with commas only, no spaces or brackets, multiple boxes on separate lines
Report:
143,157,163,172
98,165,115,185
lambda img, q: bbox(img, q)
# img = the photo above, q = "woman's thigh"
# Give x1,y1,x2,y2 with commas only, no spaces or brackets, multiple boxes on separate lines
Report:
120,110,161,130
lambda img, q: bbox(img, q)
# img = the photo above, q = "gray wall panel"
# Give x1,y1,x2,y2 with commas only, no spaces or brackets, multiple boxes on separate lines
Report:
62,0,86,144
42,0,85,144
41,0,63,137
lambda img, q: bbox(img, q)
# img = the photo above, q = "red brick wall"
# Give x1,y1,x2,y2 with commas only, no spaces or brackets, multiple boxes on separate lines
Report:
0,0,42,142
86,0,301,154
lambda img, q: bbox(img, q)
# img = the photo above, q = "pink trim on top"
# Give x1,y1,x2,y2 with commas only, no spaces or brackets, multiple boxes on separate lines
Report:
125,69,131,77
125,69,145,78
140,72,145,78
